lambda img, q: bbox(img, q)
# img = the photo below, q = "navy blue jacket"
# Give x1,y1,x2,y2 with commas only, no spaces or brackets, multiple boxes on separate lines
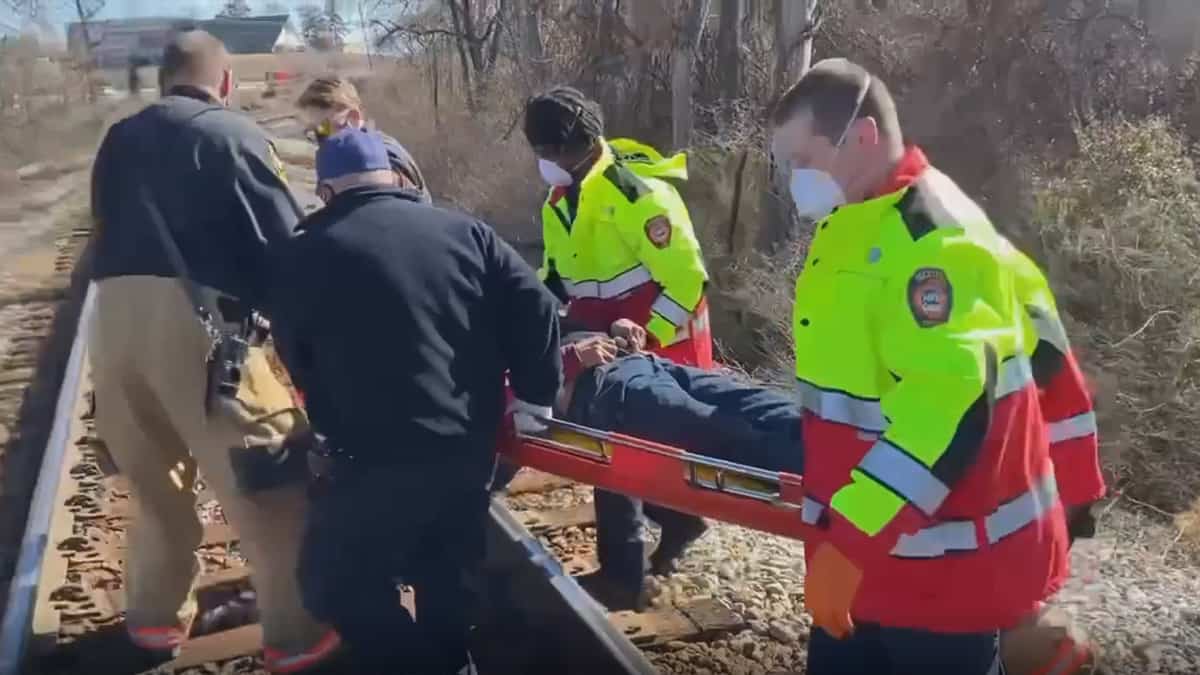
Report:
268,186,562,480
91,86,301,307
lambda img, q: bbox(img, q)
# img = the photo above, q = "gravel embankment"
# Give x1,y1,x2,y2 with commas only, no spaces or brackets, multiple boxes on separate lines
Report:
646,503,1200,675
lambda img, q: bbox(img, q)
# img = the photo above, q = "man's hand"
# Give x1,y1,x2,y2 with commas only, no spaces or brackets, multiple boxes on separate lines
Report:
575,335,619,368
610,319,647,352
803,542,863,640
508,398,552,435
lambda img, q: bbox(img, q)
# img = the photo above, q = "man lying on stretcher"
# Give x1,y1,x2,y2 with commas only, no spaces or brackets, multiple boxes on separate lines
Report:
497,319,803,610
551,326,803,477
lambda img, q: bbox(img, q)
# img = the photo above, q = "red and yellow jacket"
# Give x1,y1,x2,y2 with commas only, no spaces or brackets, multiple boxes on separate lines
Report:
793,147,1102,632
538,138,713,368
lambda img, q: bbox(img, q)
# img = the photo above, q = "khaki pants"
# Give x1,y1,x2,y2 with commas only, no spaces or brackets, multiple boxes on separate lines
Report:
88,276,331,660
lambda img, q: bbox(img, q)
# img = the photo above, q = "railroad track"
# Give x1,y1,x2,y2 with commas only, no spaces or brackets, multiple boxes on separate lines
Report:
0,302,660,673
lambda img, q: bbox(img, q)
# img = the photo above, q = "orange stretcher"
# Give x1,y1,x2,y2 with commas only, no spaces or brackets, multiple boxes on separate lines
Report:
498,417,814,541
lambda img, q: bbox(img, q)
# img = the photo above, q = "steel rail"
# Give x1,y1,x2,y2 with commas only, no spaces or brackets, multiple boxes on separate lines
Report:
0,284,95,675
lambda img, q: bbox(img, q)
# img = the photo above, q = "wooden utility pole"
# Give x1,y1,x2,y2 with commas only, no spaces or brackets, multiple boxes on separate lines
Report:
717,0,743,121
671,0,712,150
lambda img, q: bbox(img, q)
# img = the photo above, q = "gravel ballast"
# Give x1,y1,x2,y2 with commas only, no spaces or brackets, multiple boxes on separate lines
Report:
646,503,1200,674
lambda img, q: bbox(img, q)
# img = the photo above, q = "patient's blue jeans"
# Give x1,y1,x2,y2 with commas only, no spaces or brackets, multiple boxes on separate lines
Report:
568,354,804,588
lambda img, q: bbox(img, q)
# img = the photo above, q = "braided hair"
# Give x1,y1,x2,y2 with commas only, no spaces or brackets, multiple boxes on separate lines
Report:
523,86,604,154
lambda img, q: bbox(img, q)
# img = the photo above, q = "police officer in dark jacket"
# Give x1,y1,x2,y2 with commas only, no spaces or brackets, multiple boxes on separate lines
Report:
89,30,339,670
268,128,562,674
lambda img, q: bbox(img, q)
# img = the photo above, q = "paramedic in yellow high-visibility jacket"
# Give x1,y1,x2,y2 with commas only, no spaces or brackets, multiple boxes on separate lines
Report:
771,58,1100,675
519,86,712,611
523,86,713,369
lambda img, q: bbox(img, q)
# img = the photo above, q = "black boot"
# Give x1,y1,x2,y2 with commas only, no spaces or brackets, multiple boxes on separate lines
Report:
648,514,709,577
575,570,648,612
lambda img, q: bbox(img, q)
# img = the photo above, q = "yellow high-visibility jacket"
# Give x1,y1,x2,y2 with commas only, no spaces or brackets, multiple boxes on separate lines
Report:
792,165,1069,632
538,138,708,347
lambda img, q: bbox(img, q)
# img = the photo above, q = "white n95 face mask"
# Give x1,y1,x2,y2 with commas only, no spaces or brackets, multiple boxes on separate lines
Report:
788,73,871,222
537,158,574,187
790,169,847,222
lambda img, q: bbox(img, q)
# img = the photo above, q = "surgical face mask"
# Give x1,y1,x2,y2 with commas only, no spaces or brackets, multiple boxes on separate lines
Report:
788,75,871,222
305,110,358,143
537,158,574,187
790,170,847,222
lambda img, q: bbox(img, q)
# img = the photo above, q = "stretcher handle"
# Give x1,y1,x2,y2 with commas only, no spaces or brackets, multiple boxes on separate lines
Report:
686,463,799,507
519,416,796,488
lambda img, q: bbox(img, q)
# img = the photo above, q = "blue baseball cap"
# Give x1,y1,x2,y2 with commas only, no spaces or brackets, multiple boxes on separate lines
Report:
315,127,391,183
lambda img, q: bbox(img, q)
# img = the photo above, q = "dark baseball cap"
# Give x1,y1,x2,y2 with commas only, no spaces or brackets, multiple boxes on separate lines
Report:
315,127,391,183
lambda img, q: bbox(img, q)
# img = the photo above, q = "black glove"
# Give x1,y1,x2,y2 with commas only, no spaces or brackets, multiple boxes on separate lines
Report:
1066,503,1097,546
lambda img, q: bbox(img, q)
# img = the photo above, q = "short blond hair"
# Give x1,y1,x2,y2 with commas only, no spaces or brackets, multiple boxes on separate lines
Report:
297,75,363,112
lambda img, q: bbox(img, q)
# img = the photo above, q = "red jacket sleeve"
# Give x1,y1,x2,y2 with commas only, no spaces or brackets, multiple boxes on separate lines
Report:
1039,348,1105,508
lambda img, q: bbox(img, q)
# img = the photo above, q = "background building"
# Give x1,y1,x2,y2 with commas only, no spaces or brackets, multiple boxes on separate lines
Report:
66,14,301,69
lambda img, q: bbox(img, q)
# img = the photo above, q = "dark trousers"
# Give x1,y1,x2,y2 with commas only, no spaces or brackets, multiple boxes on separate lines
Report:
297,460,487,674
809,625,1005,675
573,355,804,586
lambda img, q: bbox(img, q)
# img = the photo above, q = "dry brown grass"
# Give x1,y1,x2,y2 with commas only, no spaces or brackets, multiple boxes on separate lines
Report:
1026,117,1200,526
358,63,544,247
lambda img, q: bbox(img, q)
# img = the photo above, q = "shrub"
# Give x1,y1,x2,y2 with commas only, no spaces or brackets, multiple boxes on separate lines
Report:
1030,116,1200,514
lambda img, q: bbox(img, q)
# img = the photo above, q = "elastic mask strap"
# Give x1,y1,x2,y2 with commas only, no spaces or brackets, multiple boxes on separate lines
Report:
834,74,871,148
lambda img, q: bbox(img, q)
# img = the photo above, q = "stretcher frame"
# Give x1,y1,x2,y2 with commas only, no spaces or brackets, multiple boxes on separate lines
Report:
499,417,814,541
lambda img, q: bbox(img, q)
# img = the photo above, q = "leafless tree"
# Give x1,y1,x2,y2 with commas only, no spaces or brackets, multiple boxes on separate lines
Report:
218,0,253,18
717,0,743,121
671,0,712,150
375,0,508,109
756,0,819,254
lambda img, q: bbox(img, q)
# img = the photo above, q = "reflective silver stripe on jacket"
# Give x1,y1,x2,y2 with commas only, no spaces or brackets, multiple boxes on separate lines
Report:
561,265,653,299
801,497,825,525
995,355,1035,398
664,304,710,345
651,293,691,327
889,472,1058,558
795,355,1035,433
1048,411,1097,444
794,380,888,433
858,440,951,516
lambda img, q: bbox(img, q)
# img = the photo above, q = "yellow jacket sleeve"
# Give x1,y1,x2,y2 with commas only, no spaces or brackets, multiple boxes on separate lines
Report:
615,180,709,345
829,234,1019,537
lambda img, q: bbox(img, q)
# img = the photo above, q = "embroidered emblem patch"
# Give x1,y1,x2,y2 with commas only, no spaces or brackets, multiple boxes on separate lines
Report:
908,267,952,327
645,216,672,249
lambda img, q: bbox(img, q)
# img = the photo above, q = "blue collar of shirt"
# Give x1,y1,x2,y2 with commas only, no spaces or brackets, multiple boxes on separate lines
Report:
297,185,429,234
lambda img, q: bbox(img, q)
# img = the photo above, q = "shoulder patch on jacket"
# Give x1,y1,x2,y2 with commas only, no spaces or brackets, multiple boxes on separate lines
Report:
602,163,652,203
908,268,953,327
645,216,672,249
